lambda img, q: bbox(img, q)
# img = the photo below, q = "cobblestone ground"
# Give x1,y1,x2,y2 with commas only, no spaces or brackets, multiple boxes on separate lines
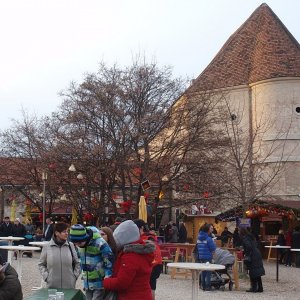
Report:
17,252,300,300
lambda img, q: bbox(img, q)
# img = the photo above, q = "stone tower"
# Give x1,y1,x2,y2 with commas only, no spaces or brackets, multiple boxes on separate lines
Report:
186,3,300,207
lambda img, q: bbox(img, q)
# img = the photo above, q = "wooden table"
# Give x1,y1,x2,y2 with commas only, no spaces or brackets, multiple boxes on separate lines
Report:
162,243,196,278
0,236,24,263
0,245,40,282
265,245,291,282
266,238,278,262
167,262,225,300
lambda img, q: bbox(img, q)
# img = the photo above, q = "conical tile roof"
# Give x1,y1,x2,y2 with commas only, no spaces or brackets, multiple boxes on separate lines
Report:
188,3,300,93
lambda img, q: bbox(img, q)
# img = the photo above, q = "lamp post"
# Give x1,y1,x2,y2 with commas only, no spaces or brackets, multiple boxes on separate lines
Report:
0,187,4,221
162,176,172,220
42,172,48,234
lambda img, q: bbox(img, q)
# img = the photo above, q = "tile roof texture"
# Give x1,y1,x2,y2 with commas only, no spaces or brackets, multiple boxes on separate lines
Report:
188,3,300,93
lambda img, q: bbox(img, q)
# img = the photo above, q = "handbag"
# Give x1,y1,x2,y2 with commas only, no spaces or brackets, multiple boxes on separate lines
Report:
104,290,118,300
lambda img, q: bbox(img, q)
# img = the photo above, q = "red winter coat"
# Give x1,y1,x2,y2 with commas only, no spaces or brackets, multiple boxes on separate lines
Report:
103,239,155,300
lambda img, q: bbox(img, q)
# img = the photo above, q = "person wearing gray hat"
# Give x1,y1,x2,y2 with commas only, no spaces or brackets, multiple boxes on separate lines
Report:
104,220,156,300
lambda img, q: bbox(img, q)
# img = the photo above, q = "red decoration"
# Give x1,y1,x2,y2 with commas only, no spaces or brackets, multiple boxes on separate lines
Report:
84,213,93,222
120,200,132,213
92,197,98,206
134,167,142,176
144,193,149,202
183,184,190,191
203,191,209,198
48,162,56,170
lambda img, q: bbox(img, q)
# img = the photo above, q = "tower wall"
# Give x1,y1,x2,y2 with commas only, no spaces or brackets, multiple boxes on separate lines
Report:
250,77,300,200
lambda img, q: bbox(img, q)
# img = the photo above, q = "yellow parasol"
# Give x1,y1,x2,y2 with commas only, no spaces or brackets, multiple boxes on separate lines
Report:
10,200,17,221
24,202,31,222
138,196,147,222
71,206,78,225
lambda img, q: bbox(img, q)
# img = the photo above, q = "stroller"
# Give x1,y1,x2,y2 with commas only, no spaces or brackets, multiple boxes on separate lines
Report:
200,248,235,291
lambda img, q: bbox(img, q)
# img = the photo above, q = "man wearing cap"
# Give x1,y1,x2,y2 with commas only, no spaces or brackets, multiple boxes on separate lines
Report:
69,224,114,300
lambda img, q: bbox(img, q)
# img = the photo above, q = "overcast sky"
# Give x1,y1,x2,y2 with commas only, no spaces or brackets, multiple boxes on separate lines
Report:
0,0,299,130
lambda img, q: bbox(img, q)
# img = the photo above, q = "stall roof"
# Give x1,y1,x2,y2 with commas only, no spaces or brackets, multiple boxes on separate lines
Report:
216,199,300,222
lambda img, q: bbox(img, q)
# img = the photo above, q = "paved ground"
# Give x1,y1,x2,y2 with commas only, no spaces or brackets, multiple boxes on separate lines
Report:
14,251,300,300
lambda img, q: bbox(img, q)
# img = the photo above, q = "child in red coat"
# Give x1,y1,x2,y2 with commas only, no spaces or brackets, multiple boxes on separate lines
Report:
103,220,155,300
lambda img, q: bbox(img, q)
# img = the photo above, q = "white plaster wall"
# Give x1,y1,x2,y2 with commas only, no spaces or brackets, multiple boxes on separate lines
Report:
250,77,300,200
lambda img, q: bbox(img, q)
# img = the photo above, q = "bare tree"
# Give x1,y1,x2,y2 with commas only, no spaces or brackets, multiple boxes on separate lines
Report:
212,93,292,213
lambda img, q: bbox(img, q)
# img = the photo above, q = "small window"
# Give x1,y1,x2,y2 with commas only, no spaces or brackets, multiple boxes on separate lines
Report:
230,113,237,121
296,107,300,113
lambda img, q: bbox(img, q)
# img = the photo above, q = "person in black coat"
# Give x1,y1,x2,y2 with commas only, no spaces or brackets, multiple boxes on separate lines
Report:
178,221,187,243
291,225,300,267
0,217,13,237
233,227,242,248
240,227,265,293
43,217,54,241
0,255,23,300
276,229,286,264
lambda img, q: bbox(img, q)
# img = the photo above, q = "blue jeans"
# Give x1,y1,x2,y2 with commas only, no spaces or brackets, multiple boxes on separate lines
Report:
198,259,212,290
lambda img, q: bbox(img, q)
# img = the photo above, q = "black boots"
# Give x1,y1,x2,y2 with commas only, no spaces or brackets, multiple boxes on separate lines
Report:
247,277,263,293
257,277,263,292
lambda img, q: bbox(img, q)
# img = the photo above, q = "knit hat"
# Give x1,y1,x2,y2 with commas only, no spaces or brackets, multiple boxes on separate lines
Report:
69,224,89,242
113,220,140,249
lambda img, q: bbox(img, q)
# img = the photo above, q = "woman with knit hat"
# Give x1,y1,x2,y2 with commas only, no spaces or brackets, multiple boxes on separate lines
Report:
103,220,155,300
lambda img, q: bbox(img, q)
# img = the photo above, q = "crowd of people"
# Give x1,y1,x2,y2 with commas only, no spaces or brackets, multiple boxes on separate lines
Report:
0,215,165,300
1,213,300,299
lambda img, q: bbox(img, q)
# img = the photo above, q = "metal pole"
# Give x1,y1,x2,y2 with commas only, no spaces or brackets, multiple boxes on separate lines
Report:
0,187,4,221
42,172,47,234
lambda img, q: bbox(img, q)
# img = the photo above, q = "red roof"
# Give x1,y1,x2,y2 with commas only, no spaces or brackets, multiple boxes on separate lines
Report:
187,3,300,92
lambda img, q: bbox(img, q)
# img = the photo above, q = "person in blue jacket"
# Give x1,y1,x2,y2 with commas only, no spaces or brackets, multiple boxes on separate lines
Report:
196,223,216,291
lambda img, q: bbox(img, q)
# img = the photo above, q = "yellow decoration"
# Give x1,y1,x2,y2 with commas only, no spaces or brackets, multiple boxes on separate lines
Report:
10,200,17,221
158,191,164,200
24,202,31,222
138,196,147,222
71,206,78,225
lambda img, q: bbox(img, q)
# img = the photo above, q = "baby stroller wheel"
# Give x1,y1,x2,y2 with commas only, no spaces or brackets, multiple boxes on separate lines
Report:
228,281,233,291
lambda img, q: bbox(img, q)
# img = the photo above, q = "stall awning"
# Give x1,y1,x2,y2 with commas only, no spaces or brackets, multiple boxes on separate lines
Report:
216,199,300,222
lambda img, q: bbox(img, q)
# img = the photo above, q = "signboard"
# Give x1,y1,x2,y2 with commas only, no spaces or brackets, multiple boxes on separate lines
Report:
141,179,150,191
238,218,251,228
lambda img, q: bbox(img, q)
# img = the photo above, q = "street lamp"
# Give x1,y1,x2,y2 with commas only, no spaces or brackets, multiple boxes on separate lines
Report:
42,172,48,234
0,187,4,221
161,176,172,220
68,164,76,172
